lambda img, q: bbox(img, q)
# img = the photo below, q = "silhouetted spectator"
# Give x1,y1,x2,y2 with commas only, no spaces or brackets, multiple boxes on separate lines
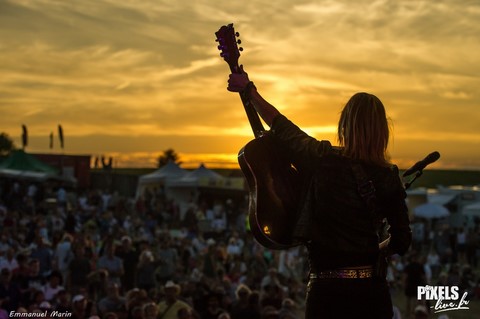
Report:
154,238,178,286
68,245,92,294
115,236,138,291
0,247,18,272
71,294,88,319
30,236,53,278
135,250,156,292
52,289,72,313
98,244,124,287
53,233,73,284
43,270,64,301
140,302,158,319
199,291,225,319
98,282,126,318
0,268,21,312
403,253,427,317
157,281,192,319
230,284,251,319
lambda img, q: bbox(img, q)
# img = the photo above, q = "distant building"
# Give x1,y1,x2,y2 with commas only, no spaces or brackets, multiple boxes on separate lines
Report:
32,153,91,189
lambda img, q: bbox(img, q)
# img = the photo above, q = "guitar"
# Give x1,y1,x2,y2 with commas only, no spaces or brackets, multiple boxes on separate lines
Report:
215,23,301,249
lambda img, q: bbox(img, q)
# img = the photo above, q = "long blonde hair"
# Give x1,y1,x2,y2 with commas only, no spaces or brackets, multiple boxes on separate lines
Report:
337,92,390,167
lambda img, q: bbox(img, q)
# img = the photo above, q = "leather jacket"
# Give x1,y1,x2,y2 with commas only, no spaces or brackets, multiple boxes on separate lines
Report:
271,115,412,271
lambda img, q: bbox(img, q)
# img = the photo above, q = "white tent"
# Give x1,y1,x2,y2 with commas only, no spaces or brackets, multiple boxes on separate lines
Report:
463,201,480,218
139,161,187,183
167,163,225,211
461,201,480,228
170,163,224,187
427,193,457,206
136,162,245,218
0,168,56,182
136,161,187,198
187,163,224,180
413,203,450,219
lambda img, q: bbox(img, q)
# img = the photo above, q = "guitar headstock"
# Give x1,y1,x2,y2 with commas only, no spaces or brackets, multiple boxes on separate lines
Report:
215,23,243,74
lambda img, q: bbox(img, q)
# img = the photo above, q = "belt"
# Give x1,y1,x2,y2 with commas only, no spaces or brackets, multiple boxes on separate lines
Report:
310,266,373,279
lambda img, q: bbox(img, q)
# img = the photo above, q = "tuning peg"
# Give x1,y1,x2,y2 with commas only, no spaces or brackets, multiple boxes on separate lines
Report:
217,45,223,51
239,47,243,52
235,32,240,37
237,40,242,44
215,39,219,42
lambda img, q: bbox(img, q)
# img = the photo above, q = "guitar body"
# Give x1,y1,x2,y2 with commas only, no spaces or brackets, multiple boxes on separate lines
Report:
238,133,301,249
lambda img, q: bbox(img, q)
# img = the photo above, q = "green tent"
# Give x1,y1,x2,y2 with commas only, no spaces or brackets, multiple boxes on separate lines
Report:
0,150,58,174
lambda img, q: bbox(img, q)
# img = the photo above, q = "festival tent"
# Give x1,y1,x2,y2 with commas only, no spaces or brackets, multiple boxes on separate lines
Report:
427,193,457,206
135,160,188,198
463,202,480,217
167,163,245,217
166,163,225,212
187,163,224,180
0,150,61,182
136,162,246,218
413,202,450,219
138,160,188,184
462,201,480,220
0,150,58,174
460,201,480,228
169,163,225,187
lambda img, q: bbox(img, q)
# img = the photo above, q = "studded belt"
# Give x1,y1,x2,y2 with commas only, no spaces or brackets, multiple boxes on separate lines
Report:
310,266,373,279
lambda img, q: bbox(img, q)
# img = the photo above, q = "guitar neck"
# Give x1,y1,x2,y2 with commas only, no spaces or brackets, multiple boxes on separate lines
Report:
215,24,264,138
239,90,265,138
230,65,265,138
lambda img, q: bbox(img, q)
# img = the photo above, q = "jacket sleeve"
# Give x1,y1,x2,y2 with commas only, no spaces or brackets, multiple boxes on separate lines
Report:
271,114,332,170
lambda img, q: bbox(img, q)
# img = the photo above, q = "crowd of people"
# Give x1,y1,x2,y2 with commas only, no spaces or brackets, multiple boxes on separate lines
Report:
0,178,478,319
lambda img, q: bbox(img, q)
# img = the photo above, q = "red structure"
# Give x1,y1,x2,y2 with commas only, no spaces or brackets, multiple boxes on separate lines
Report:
32,153,91,189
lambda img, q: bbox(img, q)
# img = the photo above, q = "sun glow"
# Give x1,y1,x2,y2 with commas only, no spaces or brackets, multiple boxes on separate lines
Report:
1,1,480,170
103,151,240,169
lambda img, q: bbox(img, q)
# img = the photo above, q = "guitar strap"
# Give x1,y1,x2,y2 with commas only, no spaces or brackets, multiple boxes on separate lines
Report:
351,162,388,232
351,162,389,277
351,162,376,214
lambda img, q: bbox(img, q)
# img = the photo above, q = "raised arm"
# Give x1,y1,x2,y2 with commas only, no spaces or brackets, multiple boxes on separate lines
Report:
227,67,280,127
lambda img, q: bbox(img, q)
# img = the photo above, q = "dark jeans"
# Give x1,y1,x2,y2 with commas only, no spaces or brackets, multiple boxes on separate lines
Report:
305,277,393,319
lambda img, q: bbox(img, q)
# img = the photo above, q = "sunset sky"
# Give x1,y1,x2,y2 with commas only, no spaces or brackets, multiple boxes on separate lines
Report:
1,0,479,170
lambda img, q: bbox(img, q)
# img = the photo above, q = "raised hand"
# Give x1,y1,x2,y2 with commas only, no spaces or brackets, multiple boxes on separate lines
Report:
228,65,251,93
